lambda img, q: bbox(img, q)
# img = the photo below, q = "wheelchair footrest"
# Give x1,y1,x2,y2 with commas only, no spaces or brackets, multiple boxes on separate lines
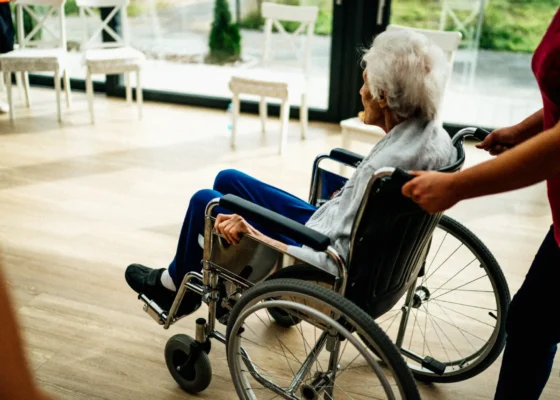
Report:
421,356,446,375
139,294,167,325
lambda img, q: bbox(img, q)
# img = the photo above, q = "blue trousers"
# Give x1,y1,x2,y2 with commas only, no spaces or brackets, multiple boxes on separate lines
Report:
0,2,14,54
495,226,560,399
168,169,317,287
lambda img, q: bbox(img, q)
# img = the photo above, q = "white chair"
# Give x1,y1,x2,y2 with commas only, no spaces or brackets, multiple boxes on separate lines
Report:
439,0,487,85
229,2,318,155
339,25,462,162
76,0,144,123
0,0,71,122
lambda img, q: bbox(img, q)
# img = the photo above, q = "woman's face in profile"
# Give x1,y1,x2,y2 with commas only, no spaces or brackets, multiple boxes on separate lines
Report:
360,70,384,127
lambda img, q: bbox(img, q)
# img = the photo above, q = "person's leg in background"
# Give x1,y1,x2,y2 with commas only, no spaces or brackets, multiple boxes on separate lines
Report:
0,0,14,113
126,169,317,316
494,226,560,400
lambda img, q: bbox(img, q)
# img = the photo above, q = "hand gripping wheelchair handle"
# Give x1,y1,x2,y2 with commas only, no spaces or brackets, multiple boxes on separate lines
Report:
473,127,491,142
219,194,331,251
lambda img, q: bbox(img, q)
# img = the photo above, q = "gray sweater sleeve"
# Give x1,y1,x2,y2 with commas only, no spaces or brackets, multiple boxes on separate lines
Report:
286,245,339,275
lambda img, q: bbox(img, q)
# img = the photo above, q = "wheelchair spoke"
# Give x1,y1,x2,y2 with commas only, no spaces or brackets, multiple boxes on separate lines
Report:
423,242,464,284
422,232,448,284
433,288,493,293
434,303,495,328
428,258,477,299
429,274,490,301
433,302,479,354
261,311,303,372
413,306,433,359
377,309,400,326
422,301,430,358
418,305,487,344
424,306,453,363
385,311,402,334
336,353,361,379
407,308,420,351
338,336,350,367
431,299,497,312
238,336,299,365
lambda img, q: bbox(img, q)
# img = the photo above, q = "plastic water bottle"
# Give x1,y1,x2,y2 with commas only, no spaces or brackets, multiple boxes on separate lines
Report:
226,102,233,135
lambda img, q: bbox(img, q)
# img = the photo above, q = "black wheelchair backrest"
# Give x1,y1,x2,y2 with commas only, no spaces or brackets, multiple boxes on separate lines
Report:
344,168,442,319
309,127,490,318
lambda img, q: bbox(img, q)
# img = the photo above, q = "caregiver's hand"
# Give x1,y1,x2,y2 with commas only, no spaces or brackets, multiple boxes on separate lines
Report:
476,125,522,155
402,171,460,214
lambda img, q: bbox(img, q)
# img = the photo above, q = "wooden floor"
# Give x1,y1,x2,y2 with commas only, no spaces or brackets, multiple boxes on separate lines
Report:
0,88,558,400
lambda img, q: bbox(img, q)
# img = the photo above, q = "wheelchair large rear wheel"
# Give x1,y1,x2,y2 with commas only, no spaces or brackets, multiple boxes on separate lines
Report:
377,215,510,383
226,279,420,400
268,216,510,384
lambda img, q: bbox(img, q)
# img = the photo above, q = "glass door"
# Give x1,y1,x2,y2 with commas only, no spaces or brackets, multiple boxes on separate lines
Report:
109,0,377,121
22,0,385,122
384,0,552,129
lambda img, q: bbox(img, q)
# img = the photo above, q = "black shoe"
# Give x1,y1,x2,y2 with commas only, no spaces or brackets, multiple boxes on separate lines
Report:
125,264,201,317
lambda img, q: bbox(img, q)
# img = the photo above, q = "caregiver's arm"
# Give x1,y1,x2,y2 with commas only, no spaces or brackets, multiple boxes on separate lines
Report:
403,120,560,213
477,109,544,155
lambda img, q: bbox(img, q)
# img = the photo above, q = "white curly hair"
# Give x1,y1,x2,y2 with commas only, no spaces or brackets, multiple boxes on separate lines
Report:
362,29,448,121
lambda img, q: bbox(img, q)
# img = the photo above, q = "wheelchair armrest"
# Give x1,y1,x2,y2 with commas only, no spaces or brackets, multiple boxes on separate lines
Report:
329,148,364,168
219,194,330,251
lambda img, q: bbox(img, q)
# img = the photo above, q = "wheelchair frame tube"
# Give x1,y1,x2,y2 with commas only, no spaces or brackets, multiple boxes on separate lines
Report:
325,246,347,295
395,284,416,348
204,199,221,334
163,271,204,329
308,154,330,205
287,331,329,393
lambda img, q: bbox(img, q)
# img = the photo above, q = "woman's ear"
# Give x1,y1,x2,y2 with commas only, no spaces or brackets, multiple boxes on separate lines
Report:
378,90,388,109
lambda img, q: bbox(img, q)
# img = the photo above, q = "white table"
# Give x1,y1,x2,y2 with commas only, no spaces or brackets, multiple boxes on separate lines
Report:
341,117,385,149
340,117,385,173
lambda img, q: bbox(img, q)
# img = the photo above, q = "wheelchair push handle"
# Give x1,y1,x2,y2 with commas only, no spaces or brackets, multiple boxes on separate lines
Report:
473,127,491,142
452,126,491,145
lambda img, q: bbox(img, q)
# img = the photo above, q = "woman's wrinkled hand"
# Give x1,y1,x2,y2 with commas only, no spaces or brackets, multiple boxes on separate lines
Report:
402,171,460,214
214,214,259,245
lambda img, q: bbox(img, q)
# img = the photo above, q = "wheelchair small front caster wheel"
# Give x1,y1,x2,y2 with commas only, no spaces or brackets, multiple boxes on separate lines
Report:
165,334,212,394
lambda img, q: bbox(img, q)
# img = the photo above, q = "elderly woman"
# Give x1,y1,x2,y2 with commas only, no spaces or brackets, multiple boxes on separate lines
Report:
125,29,457,317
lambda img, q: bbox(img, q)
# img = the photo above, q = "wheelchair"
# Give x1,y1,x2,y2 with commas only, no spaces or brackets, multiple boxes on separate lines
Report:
138,127,511,399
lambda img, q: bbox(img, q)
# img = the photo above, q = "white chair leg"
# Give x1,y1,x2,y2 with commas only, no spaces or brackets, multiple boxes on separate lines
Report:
259,96,267,135
231,93,240,149
125,72,132,105
63,70,71,108
136,70,142,120
22,72,30,108
54,69,62,122
86,71,94,124
5,72,14,121
279,100,290,155
15,72,24,102
300,92,308,140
